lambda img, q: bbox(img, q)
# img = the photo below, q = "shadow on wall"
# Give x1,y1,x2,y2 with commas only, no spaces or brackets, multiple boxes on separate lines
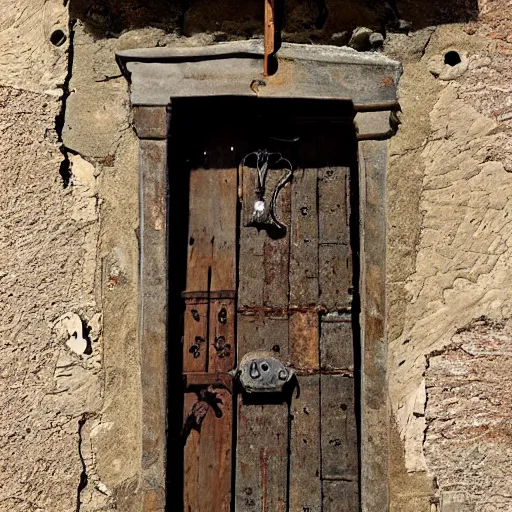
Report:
70,0,479,40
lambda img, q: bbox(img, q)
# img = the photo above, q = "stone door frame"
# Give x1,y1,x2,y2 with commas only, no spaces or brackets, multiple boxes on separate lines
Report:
117,40,401,512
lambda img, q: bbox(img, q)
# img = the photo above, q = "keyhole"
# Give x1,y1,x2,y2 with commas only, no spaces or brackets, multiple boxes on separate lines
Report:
249,362,261,379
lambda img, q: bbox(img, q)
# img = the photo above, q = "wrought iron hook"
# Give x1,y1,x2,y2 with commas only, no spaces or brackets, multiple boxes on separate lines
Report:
240,149,293,233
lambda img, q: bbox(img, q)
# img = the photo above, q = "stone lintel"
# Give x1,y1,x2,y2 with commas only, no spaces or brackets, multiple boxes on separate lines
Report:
116,41,401,112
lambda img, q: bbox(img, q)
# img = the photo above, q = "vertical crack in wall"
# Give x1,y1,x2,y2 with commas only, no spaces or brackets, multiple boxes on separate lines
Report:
76,414,89,512
56,17,76,188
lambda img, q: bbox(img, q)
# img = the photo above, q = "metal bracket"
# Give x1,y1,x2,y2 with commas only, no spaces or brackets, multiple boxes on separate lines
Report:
241,150,293,233
232,351,295,394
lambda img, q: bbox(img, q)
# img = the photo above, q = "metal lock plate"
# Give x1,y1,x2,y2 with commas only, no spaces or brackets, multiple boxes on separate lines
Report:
234,351,294,393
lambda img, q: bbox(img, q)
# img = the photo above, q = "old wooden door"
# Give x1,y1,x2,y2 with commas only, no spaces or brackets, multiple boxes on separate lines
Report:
173,98,358,512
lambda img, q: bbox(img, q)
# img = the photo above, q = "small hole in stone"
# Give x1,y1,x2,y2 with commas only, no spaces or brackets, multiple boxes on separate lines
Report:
189,237,195,246
261,362,269,372
340,403,347,411
272,344,280,353
50,29,67,47
444,50,461,67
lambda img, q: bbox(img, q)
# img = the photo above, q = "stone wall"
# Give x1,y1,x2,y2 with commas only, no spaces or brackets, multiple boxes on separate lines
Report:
1,0,511,510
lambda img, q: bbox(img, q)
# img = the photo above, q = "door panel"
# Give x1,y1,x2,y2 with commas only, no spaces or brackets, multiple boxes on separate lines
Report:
178,108,358,512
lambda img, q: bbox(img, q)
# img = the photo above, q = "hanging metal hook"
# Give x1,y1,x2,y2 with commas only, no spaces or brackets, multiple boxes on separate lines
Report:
240,149,293,233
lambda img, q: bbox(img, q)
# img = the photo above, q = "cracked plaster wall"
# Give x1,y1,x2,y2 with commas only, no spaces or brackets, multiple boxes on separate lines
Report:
2,0,512,511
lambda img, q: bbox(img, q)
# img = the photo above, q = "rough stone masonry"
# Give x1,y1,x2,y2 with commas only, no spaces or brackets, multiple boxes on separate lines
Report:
1,0,512,510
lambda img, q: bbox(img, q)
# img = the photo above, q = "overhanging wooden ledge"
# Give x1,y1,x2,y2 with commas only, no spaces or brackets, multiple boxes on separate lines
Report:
116,40,402,113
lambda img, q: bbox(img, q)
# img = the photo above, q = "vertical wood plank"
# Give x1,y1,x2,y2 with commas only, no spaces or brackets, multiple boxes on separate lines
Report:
236,162,291,512
287,132,323,512
359,139,389,512
187,169,214,292
318,244,353,310
183,165,237,512
239,166,291,307
318,166,352,310
184,389,233,512
263,175,291,307
139,138,168,509
320,315,354,371
289,311,319,370
290,168,319,306
183,300,208,372
320,375,358,481
210,169,238,291
236,402,288,512
322,481,359,512
209,298,236,373
318,166,350,244
239,166,265,307
289,375,322,512
316,154,358,510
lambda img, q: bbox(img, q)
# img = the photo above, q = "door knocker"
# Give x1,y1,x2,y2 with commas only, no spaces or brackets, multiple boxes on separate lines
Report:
240,150,293,234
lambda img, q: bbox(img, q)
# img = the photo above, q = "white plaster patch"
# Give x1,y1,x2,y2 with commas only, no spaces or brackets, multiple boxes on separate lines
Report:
54,312,87,355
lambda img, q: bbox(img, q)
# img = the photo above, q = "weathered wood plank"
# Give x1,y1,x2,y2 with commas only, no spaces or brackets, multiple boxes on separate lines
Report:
183,300,208,372
183,165,237,512
184,389,233,512
139,139,167,506
236,401,288,512
359,139,389,512
319,244,353,310
263,178,291,307
239,166,265,307
289,311,319,370
237,161,291,512
239,165,291,307
318,166,350,245
237,313,290,361
320,375,358,482
290,168,318,306
289,375,322,512
186,169,237,292
322,480,359,512
210,169,238,291
318,166,353,310
320,315,354,371
209,298,235,373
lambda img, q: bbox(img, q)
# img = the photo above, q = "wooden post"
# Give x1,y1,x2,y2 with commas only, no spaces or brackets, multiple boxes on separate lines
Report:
264,0,275,76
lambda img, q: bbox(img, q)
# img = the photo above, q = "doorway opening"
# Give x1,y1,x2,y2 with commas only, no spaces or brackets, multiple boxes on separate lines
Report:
165,96,361,511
